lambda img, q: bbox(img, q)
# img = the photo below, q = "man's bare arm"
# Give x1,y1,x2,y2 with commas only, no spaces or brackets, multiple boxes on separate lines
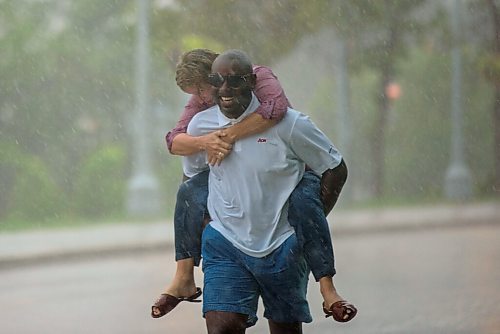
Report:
320,159,348,216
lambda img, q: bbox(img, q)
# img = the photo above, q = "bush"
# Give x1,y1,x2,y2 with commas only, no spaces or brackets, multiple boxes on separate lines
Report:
72,145,127,218
0,144,64,221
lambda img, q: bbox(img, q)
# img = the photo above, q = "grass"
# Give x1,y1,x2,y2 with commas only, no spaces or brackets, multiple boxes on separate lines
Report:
0,212,171,233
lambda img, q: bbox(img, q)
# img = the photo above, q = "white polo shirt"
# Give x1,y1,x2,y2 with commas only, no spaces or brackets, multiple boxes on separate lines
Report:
184,94,342,257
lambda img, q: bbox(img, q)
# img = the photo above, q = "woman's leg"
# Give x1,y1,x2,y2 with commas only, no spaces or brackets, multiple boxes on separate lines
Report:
152,170,209,316
287,170,348,312
173,170,210,267
288,171,335,281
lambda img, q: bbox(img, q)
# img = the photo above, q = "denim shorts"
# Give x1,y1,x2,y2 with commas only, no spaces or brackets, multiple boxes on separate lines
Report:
201,224,312,327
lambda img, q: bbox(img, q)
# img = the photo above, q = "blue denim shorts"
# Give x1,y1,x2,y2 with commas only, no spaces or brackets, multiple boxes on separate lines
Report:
201,224,312,327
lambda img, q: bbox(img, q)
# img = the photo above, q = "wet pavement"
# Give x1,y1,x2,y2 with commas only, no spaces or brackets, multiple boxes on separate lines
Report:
0,223,499,333
0,201,499,333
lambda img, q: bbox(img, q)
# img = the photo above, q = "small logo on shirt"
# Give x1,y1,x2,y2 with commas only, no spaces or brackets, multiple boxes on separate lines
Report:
257,138,267,143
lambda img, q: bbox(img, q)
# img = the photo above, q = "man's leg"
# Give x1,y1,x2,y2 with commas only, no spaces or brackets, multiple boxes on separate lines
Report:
205,311,247,334
202,225,259,330
152,170,209,317
268,320,302,334
255,234,312,328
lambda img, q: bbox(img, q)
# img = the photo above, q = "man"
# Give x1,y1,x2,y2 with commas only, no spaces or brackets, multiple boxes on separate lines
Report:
185,50,353,333
153,49,356,324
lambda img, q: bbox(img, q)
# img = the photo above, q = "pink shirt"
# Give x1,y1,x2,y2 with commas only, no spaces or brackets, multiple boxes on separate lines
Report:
165,65,291,152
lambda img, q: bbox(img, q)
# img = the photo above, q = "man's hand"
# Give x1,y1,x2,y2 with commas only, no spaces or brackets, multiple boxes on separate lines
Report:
203,130,233,166
320,159,348,216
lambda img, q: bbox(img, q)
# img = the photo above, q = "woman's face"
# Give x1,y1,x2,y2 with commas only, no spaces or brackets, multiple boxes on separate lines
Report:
183,82,214,105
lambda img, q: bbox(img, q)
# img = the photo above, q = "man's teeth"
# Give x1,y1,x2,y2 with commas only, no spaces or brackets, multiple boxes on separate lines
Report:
221,97,233,102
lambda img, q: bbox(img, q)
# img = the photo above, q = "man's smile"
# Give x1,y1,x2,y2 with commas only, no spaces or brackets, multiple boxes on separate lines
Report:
219,96,235,109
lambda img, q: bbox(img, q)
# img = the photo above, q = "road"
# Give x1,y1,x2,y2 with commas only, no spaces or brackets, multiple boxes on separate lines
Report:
1,224,499,334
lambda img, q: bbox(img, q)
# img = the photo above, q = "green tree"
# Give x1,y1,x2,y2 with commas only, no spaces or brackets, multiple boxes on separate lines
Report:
0,143,64,221
347,0,431,197
73,145,127,218
0,1,137,218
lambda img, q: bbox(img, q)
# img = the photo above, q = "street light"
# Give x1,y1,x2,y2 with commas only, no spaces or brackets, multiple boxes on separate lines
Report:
444,0,473,200
334,35,353,204
126,0,162,216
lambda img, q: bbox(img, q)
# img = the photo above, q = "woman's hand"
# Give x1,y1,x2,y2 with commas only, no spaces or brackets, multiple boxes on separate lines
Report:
203,130,233,166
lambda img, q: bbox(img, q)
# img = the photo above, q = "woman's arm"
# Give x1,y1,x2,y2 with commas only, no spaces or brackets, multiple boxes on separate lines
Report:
167,95,232,156
170,132,231,157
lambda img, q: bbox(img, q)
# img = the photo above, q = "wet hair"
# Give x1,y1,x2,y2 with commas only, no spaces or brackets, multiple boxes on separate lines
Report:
215,49,253,75
175,49,219,90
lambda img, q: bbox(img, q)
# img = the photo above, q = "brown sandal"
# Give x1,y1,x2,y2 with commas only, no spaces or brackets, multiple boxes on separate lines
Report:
151,287,202,318
322,300,357,322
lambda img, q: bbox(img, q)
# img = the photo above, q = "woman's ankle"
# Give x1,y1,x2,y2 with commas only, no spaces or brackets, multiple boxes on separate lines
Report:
319,276,335,294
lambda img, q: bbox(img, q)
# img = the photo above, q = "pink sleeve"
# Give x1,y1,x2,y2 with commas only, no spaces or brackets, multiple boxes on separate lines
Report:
252,65,291,121
165,96,210,152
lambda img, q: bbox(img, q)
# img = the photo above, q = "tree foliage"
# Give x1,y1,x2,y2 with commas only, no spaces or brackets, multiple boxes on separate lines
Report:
0,0,497,224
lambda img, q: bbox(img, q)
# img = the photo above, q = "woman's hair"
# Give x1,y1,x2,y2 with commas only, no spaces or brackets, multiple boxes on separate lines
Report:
175,49,219,90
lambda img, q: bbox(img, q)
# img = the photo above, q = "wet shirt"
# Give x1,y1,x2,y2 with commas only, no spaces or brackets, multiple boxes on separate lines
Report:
184,94,342,257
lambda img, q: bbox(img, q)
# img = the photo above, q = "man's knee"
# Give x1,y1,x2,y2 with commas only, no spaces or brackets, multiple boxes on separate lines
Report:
268,320,302,334
205,311,247,334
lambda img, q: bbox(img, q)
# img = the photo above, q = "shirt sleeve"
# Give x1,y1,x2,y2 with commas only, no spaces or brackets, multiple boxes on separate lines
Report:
182,111,214,178
288,113,342,175
252,65,291,121
165,95,214,152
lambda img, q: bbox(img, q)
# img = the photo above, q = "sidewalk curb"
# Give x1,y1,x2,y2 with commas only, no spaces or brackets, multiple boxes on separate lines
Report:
330,202,500,234
0,223,172,268
1,202,498,268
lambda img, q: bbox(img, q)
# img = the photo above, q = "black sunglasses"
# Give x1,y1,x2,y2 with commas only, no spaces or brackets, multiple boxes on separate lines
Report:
207,73,252,88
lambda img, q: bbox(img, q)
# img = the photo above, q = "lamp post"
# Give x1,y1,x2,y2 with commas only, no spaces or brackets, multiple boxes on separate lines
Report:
126,0,162,216
335,37,352,160
444,0,472,200
334,36,353,203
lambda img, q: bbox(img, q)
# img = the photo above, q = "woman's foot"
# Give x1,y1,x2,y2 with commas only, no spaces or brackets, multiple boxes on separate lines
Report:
320,285,345,311
151,279,199,318
151,287,202,318
163,279,198,300
319,277,357,322
322,300,357,322
151,258,199,318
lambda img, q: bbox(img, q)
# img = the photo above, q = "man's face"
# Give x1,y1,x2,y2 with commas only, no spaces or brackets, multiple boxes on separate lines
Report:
209,58,253,119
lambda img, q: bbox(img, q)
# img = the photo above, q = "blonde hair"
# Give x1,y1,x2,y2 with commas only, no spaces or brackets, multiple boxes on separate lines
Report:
175,49,219,90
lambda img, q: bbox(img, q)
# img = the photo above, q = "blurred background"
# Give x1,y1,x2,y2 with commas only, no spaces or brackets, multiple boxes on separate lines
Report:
1,1,500,334
0,0,498,227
